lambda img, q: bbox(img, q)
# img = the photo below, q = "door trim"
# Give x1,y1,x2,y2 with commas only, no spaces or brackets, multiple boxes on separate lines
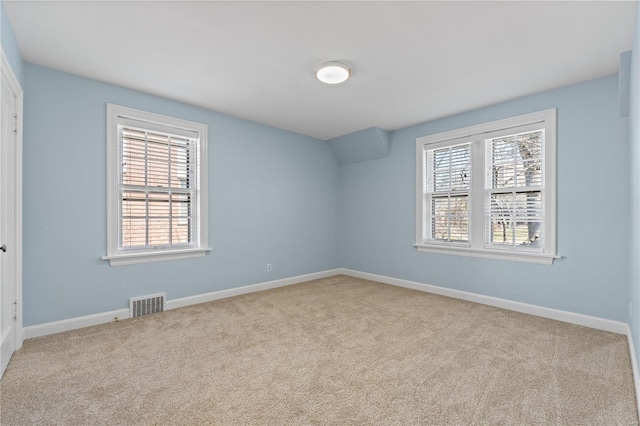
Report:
1,48,23,353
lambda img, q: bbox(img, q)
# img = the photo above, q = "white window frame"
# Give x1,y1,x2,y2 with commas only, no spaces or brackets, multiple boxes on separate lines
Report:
415,109,558,265
103,104,210,266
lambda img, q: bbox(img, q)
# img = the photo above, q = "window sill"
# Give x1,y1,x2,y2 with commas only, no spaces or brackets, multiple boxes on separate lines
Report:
414,244,560,265
102,247,212,266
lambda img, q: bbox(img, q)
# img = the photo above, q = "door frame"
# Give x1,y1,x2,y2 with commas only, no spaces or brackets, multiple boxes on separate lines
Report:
1,48,23,357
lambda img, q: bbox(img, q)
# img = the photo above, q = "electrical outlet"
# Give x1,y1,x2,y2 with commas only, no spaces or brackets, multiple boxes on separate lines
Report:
267,263,272,272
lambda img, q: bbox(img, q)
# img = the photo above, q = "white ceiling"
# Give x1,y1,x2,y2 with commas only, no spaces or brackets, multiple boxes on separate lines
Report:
4,1,636,140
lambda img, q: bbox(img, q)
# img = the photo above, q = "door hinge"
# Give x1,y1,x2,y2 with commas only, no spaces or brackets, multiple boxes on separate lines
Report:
13,114,18,133
12,300,17,320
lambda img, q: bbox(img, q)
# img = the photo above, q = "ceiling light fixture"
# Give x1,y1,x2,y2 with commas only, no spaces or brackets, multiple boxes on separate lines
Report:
316,61,350,85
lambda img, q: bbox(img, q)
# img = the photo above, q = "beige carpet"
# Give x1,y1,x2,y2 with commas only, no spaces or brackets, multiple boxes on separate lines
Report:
1,275,637,425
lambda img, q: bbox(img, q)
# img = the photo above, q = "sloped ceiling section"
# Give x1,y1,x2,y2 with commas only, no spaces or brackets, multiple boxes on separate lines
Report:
327,127,391,165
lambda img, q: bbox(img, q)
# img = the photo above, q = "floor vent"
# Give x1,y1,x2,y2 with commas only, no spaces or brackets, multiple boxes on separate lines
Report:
129,293,166,318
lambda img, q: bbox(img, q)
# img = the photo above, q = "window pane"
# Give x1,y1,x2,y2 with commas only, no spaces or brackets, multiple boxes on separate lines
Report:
122,129,193,190
122,191,146,217
488,216,515,246
489,131,543,190
432,216,449,241
449,221,468,242
449,195,469,242
487,192,542,247
432,197,449,216
122,131,147,186
121,191,193,248
122,218,147,248
491,162,516,189
148,192,170,218
147,138,170,188
171,193,191,218
172,218,190,244
148,218,170,246
171,193,192,245
515,132,542,188
170,140,191,189
431,145,470,192
434,170,450,192
450,145,471,191
430,195,469,242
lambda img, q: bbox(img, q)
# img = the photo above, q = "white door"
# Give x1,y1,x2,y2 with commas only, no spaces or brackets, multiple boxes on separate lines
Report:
0,54,22,378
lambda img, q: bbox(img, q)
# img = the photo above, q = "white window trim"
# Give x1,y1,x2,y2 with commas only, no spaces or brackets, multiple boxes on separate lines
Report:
103,104,210,266
415,109,558,265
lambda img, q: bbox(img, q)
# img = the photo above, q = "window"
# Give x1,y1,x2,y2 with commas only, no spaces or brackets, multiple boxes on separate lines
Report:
415,109,557,264
104,104,209,266
425,143,471,244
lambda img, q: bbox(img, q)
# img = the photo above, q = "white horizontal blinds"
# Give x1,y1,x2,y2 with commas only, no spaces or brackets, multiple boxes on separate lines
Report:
424,143,471,243
120,126,196,250
485,129,544,250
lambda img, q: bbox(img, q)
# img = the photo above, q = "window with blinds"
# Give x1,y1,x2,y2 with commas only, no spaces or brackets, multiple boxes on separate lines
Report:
424,143,471,243
415,109,556,264
486,130,544,250
105,104,209,266
120,127,195,250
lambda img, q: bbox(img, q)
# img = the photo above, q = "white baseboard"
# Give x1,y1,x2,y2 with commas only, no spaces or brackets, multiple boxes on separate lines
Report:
23,267,627,339
627,325,640,418
338,268,628,335
165,269,340,310
22,269,341,339
23,308,130,340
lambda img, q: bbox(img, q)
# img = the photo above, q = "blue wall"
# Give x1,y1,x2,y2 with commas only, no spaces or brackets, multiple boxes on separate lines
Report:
629,0,640,369
1,1,23,86
7,2,635,329
22,64,339,326
22,67,633,326
339,74,630,322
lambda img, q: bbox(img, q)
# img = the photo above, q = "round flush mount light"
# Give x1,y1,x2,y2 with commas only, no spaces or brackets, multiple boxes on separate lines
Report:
315,61,350,84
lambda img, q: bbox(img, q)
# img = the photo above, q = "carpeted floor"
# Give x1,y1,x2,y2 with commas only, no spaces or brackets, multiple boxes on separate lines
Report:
1,275,637,425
